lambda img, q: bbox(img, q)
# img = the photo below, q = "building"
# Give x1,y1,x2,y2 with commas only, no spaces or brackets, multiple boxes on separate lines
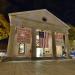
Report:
7,9,70,60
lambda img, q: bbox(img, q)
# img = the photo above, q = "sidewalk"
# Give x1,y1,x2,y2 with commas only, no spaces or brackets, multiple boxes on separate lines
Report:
0,59,75,75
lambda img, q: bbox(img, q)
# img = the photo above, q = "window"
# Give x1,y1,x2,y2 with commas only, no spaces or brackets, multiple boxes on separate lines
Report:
19,43,25,54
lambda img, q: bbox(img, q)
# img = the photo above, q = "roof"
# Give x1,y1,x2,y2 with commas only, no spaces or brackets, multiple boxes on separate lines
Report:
9,9,70,29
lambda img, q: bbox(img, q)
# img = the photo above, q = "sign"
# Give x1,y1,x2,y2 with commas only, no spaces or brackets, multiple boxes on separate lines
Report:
16,27,32,43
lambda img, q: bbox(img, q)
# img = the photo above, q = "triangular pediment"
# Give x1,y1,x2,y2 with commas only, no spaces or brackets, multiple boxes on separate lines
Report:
9,9,70,29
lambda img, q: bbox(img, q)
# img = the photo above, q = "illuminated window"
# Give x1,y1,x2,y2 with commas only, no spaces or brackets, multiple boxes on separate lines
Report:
19,43,25,54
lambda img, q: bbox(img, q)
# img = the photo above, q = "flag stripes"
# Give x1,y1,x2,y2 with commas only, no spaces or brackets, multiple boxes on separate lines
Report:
39,31,49,48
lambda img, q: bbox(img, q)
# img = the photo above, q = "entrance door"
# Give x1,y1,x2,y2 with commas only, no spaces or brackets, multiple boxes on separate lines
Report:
56,45,62,57
19,43,25,54
36,29,53,57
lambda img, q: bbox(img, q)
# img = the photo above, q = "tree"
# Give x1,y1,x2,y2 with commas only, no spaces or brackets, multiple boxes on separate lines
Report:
0,14,9,40
68,25,75,40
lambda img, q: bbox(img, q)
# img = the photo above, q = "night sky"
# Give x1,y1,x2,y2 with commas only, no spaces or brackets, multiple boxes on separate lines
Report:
0,0,75,26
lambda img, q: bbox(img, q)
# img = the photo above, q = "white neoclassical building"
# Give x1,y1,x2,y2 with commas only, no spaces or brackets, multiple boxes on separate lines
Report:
7,9,70,60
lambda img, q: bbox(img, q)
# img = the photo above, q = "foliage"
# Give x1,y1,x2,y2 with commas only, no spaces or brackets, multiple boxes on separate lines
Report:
68,25,75,40
0,14,9,40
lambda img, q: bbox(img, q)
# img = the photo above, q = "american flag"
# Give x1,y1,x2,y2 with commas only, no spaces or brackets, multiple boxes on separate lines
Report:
39,31,49,48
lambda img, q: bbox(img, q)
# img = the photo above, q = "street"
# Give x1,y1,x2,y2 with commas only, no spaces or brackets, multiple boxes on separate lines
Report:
0,60,75,75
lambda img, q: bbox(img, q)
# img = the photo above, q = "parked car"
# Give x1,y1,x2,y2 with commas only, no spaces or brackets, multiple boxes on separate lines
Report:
69,50,75,59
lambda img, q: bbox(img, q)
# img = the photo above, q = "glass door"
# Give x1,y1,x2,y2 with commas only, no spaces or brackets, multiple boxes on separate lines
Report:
19,43,25,54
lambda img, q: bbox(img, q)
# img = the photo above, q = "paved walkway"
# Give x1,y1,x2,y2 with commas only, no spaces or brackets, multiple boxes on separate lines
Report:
0,60,75,75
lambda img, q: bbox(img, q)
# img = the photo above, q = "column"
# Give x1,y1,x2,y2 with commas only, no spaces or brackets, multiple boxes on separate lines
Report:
7,25,15,57
32,28,36,59
65,33,70,58
52,31,56,59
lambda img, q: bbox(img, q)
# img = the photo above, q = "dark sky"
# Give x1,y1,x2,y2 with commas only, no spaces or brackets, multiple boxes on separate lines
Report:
0,0,75,26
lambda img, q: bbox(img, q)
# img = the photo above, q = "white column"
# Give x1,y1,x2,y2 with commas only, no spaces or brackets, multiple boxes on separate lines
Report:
65,33,70,58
